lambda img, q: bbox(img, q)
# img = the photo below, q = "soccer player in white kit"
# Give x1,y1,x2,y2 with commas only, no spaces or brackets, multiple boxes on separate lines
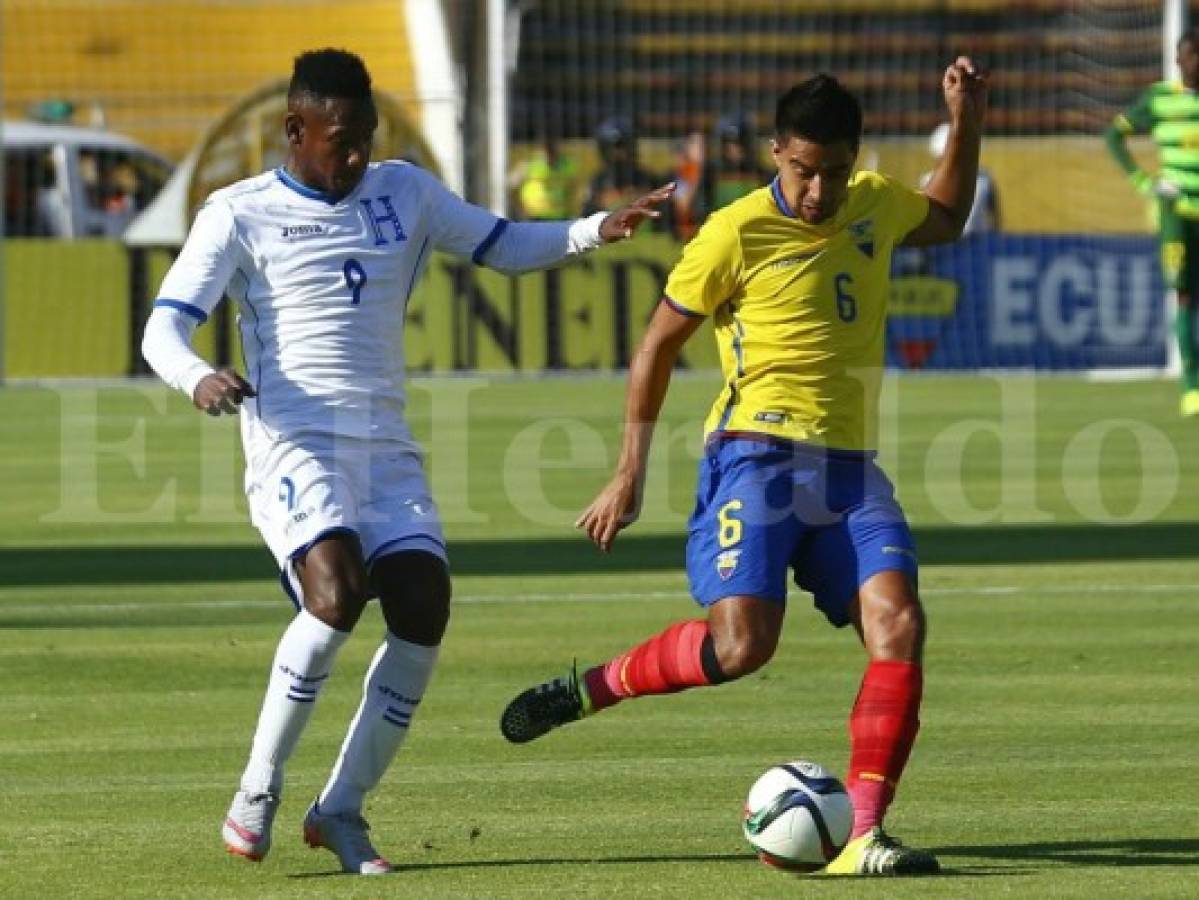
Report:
142,48,672,875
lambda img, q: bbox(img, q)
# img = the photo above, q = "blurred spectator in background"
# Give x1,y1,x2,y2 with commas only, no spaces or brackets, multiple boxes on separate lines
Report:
512,135,580,221
697,112,772,220
584,115,670,231
670,130,705,242
34,152,69,236
920,123,1000,234
104,160,139,215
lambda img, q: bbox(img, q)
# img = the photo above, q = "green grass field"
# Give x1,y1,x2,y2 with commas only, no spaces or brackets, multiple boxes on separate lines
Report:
2,375,1197,898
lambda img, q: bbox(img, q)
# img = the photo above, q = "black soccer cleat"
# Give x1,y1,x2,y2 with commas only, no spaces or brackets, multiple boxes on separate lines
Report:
500,663,588,743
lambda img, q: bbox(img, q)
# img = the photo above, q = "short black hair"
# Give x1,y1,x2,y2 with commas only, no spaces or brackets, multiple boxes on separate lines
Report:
775,74,862,149
288,48,372,102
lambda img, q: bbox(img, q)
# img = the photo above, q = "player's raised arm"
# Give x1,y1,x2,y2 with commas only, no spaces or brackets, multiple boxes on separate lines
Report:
903,57,988,247
576,299,704,551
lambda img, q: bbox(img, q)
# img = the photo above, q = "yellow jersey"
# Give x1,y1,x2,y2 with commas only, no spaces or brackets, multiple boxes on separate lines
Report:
664,172,928,451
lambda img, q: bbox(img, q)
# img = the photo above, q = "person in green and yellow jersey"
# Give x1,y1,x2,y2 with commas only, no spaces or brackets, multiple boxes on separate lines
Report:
1106,28,1199,416
515,137,580,221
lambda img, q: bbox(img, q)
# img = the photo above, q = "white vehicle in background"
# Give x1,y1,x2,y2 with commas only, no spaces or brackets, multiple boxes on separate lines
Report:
2,120,172,238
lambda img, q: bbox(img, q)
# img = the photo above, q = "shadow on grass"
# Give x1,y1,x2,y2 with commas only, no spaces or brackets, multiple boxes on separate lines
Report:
289,851,749,878
288,853,1025,878
2,521,1197,589
934,838,1199,867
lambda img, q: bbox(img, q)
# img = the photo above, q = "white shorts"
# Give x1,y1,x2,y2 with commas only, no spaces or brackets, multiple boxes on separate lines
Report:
243,425,447,604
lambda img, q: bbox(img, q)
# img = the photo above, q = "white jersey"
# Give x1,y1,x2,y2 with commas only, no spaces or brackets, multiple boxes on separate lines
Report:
156,162,507,440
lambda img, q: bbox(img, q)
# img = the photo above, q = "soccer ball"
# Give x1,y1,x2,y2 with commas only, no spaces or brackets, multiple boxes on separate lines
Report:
742,760,853,872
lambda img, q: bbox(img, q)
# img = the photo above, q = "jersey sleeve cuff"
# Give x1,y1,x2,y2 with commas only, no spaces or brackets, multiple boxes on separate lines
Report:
175,360,217,400
661,295,707,318
567,212,607,253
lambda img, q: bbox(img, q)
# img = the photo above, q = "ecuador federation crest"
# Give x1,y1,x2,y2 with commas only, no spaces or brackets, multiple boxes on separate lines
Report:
848,218,875,258
716,549,742,581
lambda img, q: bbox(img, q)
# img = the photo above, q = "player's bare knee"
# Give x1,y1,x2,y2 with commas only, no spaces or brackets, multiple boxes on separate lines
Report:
708,596,784,680
302,565,372,630
382,592,450,646
864,596,925,661
713,630,777,680
375,551,452,645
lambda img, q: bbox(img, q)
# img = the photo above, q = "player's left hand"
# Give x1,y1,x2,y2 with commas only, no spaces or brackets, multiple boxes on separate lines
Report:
599,183,676,242
942,56,989,130
193,367,255,416
575,471,643,551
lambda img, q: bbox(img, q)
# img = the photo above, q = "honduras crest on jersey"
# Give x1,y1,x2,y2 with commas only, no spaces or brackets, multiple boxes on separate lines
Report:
849,219,875,258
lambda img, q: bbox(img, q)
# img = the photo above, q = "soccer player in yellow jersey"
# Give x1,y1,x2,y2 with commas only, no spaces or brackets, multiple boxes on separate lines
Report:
502,58,988,876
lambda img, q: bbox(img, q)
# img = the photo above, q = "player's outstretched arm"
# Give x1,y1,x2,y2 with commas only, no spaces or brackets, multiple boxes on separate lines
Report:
576,300,703,551
598,182,676,241
469,181,674,275
903,57,988,247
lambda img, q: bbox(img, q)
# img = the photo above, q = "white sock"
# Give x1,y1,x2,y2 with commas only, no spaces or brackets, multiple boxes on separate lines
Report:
239,609,350,796
317,633,439,814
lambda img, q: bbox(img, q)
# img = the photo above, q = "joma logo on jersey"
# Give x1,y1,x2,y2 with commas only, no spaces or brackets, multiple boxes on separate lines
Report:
280,223,326,240
769,250,821,271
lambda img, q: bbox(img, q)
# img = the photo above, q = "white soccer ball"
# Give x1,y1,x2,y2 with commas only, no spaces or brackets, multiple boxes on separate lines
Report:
742,760,853,872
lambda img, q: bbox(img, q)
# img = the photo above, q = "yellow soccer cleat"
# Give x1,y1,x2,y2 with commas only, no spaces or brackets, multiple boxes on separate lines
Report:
1182,389,1199,418
824,826,940,876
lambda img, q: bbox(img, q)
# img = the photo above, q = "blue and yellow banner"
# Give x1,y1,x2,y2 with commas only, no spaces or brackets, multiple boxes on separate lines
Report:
887,234,1167,370
2,232,1167,377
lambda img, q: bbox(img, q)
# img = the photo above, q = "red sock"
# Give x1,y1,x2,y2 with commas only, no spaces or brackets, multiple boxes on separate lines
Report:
582,619,718,712
846,660,923,838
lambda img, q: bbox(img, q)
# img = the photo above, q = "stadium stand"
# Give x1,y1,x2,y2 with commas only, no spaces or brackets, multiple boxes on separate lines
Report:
1,0,419,161
511,0,1160,140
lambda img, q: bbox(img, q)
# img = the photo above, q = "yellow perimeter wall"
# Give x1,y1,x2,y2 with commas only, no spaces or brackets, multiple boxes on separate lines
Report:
2,0,418,160
3,236,709,378
4,136,1161,377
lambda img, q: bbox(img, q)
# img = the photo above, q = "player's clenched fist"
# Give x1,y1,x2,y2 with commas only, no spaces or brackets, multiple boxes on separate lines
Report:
193,368,255,416
942,55,988,127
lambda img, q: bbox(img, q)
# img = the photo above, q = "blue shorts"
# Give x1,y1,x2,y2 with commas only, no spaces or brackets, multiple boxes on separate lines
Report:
685,436,918,628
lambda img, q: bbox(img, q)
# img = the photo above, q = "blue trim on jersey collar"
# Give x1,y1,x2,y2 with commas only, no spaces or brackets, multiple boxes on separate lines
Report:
770,177,797,218
153,299,208,324
275,167,341,205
